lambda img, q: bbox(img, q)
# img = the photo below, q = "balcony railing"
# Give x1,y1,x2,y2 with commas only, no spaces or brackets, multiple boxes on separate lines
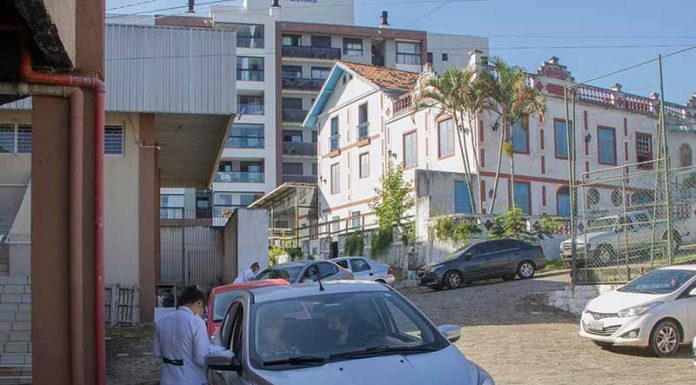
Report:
357,122,369,141
237,69,264,81
214,171,265,183
281,45,341,60
282,77,324,91
225,136,264,149
393,94,413,116
237,36,264,49
283,142,317,156
330,135,339,152
282,174,317,184
282,108,308,123
238,104,264,115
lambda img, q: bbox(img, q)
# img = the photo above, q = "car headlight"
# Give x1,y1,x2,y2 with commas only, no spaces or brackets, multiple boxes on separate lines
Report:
476,365,495,385
617,301,663,318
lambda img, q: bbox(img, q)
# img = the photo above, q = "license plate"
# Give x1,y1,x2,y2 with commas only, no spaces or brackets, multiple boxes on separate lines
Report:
587,320,604,331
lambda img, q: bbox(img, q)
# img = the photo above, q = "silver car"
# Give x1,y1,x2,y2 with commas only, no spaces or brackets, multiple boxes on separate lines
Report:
252,260,353,284
206,281,495,385
332,256,396,285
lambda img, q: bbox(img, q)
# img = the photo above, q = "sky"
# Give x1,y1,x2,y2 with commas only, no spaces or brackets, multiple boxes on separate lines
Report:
105,0,696,104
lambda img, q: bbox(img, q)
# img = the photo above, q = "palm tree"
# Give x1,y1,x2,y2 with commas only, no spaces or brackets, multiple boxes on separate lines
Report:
418,67,493,214
486,57,546,214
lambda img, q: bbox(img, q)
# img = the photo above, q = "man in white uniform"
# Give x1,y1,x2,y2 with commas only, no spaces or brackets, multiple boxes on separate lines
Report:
154,286,215,385
233,262,260,284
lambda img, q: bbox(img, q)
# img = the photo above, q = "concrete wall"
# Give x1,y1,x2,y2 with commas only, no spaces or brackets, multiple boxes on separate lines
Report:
219,0,355,25
8,184,31,276
225,208,270,280
45,0,77,63
547,283,621,315
426,32,489,74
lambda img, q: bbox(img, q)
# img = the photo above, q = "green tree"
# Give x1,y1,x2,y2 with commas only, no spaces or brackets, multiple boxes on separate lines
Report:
344,232,365,256
369,163,415,257
486,57,546,213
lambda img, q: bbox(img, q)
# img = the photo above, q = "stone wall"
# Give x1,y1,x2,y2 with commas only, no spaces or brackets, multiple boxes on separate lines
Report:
546,283,622,315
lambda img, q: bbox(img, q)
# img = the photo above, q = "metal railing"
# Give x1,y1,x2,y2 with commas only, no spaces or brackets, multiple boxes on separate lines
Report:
330,135,339,152
282,108,308,123
236,69,264,81
238,103,264,115
236,36,264,49
282,174,317,184
225,136,264,149
282,142,317,156
214,171,265,183
281,45,341,60
282,77,324,91
356,122,369,141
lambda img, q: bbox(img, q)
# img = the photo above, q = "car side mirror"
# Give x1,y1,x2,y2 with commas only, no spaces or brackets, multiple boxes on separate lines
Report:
438,324,461,343
206,349,239,371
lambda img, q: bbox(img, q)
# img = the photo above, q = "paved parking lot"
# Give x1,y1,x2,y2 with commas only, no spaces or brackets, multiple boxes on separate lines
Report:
107,272,695,385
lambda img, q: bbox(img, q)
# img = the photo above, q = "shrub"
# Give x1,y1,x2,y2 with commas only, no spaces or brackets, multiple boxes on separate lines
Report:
371,228,393,258
344,232,365,256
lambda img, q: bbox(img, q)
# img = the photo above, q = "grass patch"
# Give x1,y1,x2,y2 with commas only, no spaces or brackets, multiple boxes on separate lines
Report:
540,258,568,273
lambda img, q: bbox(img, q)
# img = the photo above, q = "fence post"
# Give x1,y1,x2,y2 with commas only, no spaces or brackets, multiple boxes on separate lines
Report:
621,167,630,281
109,284,118,327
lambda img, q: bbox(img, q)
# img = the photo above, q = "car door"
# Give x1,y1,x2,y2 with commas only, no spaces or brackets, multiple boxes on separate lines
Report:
209,301,248,385
498,240,527,274
677,279,696,342
317,261,340,280
349,258,373,280
458,242,494,280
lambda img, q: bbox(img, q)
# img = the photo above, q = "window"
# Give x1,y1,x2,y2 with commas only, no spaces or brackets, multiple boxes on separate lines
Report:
442,53,448,61
227,123,264,149
557,186,570,217
396,42,421,65
311,67,331,80
233,23,264,48
312,163,317,176
554,119,573,159
427,52,433,64
240,193,260,206
238,95,264,115
350,258,371,272
283,130,303,143
160,194,184,219
343,38,363,55
237,57,264,81
454,181,473,214
335,260,348,269
0,123,31,154
311,131,318,143
281,34,300,47
351,211,361,228
331,163,340,194
358,103,368,140
437,118,454,158
679,144,692,167
311,35,331,48
636,132,653,169
330,117,339,151
283,97,303,110
105,125,124,155
283,162,303,175
512,118,529,154
281,65,302,79
513,182,531,215
403,131,417,168
359,152,369,178
598,126,617,165
332,216,340,232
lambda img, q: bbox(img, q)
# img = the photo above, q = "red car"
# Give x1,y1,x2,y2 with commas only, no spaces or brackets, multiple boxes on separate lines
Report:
206,279,288,337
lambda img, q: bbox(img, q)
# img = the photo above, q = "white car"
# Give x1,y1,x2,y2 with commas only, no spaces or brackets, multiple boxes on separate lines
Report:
332,256,396,285
580,265,696,356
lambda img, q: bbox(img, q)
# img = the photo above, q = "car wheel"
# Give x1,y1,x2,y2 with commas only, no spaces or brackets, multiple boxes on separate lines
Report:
502,274,516,281
444,271,463,289
592,244,615,266
517,261,536,279
650,319,681,357
593,340,613,348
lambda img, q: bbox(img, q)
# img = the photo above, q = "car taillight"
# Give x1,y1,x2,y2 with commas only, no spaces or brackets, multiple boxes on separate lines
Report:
388,266,393,275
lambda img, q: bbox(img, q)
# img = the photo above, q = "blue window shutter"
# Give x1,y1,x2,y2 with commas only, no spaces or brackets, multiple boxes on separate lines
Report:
454,181,473,214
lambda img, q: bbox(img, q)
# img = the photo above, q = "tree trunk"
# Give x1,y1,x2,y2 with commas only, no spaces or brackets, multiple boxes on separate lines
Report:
455,116,477,214
510,151,516,210
488,120,507,214
467,116,482,212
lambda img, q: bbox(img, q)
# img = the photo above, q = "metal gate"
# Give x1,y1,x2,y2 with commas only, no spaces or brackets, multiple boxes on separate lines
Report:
159,225,224,287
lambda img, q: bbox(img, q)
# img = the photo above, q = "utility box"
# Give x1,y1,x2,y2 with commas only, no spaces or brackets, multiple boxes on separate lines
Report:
223,208,269,282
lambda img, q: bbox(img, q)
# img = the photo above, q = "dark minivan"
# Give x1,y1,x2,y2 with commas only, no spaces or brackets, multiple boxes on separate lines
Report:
417,239,547,290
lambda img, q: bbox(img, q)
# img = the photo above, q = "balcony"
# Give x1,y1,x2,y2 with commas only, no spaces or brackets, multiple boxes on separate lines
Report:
282,77,324,91
282,108,308,123
225,136,264,149
282,45,341,60
283,174,317,184
237,69,264,82
237,36,264,49
238,103,264,115
214,171,265,183
357,122,369,141
283,142,317,157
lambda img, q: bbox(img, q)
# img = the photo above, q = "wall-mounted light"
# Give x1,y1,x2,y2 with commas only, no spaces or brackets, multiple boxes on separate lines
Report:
585,133,592,143
320,176,327,184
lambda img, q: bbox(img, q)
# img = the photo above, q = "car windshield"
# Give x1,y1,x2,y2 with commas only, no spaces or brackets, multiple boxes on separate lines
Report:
619,269,696,294
249,291,448,370
443,245,469,261
587,216,618,231
255,266,303,282
212,290,243,322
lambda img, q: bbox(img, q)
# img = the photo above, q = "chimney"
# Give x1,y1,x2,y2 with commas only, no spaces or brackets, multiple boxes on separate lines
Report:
612,83,623,93
270,0,281,17
468,50,483,67
379,11,389,28
188,0,195,13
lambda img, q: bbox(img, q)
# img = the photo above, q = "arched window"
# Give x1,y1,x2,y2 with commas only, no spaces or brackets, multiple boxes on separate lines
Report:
557,186,571,217
679,144,693,167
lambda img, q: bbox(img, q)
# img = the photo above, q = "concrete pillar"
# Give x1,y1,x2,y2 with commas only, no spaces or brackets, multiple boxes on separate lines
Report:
138,114,156,323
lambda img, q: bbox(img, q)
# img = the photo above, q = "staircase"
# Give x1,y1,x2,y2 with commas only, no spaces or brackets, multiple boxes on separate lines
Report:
0,273,31,385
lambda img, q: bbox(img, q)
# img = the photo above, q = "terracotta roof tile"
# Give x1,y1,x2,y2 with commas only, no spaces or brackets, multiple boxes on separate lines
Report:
340,61,419,91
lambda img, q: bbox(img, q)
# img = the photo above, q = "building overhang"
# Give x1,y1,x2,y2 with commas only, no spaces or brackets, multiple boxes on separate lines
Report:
302,64,346,128
249,182,317,209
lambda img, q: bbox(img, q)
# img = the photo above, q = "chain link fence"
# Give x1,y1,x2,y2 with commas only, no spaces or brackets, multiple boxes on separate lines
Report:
569,160,696,283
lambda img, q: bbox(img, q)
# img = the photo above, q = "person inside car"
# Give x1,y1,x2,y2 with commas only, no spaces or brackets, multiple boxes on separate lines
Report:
324,308,376,348
257,308,297,359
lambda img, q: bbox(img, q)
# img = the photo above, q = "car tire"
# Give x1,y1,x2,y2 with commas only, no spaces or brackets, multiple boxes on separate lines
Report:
444,271,463,289
516,261,536,279
592,244,615,266
502,274,516,281
650,319,681,357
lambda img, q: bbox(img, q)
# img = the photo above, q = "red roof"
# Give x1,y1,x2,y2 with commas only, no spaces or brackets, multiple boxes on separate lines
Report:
341,61,420,91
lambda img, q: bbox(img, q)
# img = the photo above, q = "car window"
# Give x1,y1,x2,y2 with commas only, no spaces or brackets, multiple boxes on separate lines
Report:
213,289,243,322
256,266,303,281
499,240,520,250
230,304,245,360
350,258,371,272
221,302,240,349
470,242,493,255
620,269,696,294
382,296,422,341
318,262,338,278
335,260,349,269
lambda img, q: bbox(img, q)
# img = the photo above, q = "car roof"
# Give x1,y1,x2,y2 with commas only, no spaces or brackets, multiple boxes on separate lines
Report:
659,264,696,272
331,256,368,261
210,279,288,295
248,280,390,303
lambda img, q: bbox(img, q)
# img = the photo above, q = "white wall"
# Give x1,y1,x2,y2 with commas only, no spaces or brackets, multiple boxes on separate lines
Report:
235,208,270,276
426,32,489,74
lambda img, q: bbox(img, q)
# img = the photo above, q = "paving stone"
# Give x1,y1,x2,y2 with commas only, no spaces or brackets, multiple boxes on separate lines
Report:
14,313,30,322
3,343,27,353
6,278,27,286
8,332,30,342
2,286,24,295
0,305,18,313
0,295,21,304
0,353,27,365
10,323,29,332
19,295,30,304
17,305,30,313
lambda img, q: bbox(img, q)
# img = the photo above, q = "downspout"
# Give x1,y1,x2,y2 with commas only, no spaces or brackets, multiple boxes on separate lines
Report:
11,29,105,385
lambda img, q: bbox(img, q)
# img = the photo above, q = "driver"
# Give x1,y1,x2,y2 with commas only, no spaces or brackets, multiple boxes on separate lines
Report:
325,310,353,346
258,308,295,359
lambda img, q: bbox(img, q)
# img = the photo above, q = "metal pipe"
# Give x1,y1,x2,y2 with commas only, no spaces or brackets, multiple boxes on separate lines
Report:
658,55,674,265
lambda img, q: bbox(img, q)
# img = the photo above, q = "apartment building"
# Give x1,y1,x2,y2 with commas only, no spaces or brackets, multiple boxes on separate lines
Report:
308,54,696,232
150,0,488,222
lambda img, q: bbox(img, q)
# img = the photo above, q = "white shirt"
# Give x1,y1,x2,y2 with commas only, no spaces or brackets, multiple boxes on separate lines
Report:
233,268,256,284
154,306,211,385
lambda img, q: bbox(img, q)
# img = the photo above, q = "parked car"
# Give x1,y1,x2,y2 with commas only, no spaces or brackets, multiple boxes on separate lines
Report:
206,281,495,385
331,256,395,285
252,260,353,284
417,239,546,290
580,265,696,356
206,279,288,337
